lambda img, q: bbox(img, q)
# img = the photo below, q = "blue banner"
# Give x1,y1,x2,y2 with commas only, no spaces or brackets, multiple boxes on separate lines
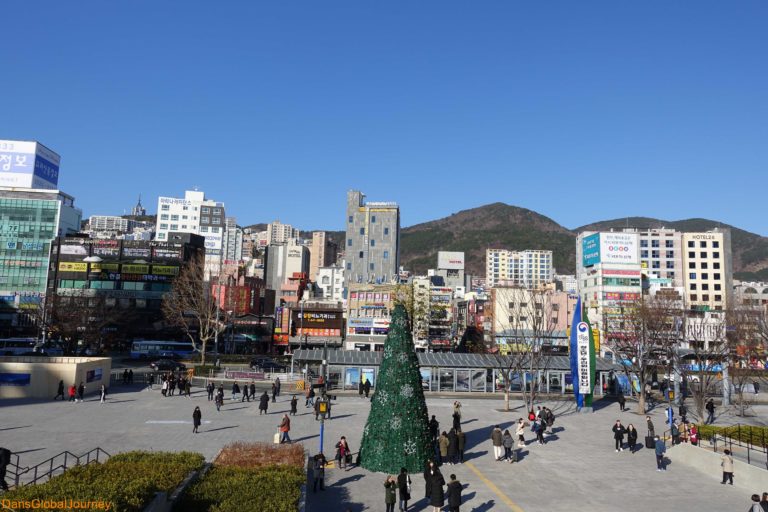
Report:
569,296,583,407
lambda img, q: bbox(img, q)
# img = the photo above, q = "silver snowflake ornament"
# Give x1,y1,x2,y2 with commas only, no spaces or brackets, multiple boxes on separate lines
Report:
400,385,414,399
377,390,389,405
403,439,417,455
398,352,409,363
390,416,402,430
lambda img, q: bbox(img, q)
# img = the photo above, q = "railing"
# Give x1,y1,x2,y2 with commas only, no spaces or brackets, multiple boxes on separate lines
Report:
665,424,768,470
8,447,111,488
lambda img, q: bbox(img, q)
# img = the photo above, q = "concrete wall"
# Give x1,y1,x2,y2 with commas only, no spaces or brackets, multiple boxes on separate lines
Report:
0,356,112,399
672,442,766,491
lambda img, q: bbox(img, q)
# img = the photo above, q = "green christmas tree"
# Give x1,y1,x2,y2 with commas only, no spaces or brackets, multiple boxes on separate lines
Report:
359,304,432,473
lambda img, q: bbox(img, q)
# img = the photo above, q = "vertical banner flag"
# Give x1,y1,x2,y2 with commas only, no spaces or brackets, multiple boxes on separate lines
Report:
570,296,596,409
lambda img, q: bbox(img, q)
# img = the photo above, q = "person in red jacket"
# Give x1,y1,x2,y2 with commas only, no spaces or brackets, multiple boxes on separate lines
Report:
279,414,291,444
68,384,77,402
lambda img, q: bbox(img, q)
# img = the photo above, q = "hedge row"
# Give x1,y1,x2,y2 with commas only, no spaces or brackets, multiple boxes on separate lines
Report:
5,451,205,512
696,424,768,448
178,466,305,512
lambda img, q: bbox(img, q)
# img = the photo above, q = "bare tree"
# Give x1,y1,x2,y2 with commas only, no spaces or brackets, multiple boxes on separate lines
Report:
604,294,681,414
724,306,767,416
489,287,558,412
162,254,220,365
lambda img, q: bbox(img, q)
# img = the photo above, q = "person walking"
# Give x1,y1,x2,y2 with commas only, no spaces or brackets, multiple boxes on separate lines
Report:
249,382,256,400
438,431,450,465
446,474,462,512
453,401,462,421
192,406,202,433
617,390,627,412
502,429,515,462
654,436,666,471
671,421,681,445
54,380,65,400
312,453,326,492
749,495,763,512
706,399,716,424
232,381,240,401
242,383,250,402
290,395,298,416
68,383,77,402
128,369,134,384
612,419,626,452
215,389,223,412
491,425,503,461
99,384,107,404
760,492,768,511
384,475,397,512
259,391,270,415
427,463,445,512
429,416,440,444
720,449,734,485
534,418,545,445
275,377,281,397
646,416,655,437
423,460,438,500
184,379,191,398
397,467,411,512
448,429,459,465
306,385,315,408
271,382,277,403
0,446,11,491
335,436,351,470
754,380,760,395
515,418,526,448
278,414,291,444
358,378,364,399
457,429,466,463
626,424,638,453
162,378,169,397
206,381,214,401
363,378,371,399
77,382,85,402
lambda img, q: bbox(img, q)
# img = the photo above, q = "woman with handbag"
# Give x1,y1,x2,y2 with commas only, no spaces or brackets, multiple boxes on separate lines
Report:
335,436,351,471
397,467,411,511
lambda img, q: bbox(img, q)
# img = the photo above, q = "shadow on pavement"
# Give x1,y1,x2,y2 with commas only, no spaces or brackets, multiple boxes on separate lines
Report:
462,421,516,451
473,499,497,511
203,425,239,433
463,450,488,462
0,425,32,431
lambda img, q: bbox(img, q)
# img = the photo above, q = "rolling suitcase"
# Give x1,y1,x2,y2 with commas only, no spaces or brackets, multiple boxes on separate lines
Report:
645,434,654,449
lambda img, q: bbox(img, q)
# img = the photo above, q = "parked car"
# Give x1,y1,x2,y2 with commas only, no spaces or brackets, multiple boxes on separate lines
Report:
254,361,287,373
150,359,187,372
249,357,276,370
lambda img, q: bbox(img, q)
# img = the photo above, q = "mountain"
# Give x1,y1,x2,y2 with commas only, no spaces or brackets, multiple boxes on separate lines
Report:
244,206,768,281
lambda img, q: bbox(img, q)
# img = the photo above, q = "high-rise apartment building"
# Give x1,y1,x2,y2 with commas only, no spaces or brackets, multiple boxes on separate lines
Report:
486,249,553,289
263,239,309,291
316,265,345,302
223,217,243,263
681,229,733,311
89,216,133,233
344,190,400,285
266,220,299,245
309,231,339,282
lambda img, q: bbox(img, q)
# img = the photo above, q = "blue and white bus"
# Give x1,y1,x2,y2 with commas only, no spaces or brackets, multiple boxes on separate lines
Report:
130,340,199,360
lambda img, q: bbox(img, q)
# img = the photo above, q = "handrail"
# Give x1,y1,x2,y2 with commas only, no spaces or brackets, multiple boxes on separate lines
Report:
668,423,768,471
9,447,111,488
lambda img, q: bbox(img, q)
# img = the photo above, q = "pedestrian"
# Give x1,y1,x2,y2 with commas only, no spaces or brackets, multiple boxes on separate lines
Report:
162,379,169,397
448,429,459,464
427,463,445,512
429,416,440,444
278,414,291,444
534,418,545,445
128,369,134,384
452,411,461,432
439,431,450,465
679,402,688,424
147,373,155,390
654,436,666,471
192,406,201,433
626,424,638,453
502,429,514,462
275,377,281,397
457,429,466,463
207,382,214,401
312,453,326,492
335,436,351,470
706,399,716,424
397,467,411,512
0,446,11,491
77,382,85,402
720,449,734,485
491,425,503,461
446,474,462,512
760,492,768,512
249,382,256,399
259,391,269,414
68,383,77,402
423,460,437,499
453,401,462,419
54,380,65,400
646,415,655,438
306,385,315,407
215,390,223,412
123,369,129,384
515,418,526,448
169,376,176,396
271,382,277,403
689,423,699,445
184,379,191,398
750,494,763,512
363,378,371,399
384,475,397,512
612,419,626,452
617,390,626,412
99,384,107,404
290,395,298,415
358,378,364,399
671,421,680,445
754,380,760,395
543,407,555,434
232,381,240,401
242,383,250,402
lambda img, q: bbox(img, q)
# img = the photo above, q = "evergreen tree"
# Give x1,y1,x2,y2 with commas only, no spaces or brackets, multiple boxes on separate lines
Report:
359,304,432,473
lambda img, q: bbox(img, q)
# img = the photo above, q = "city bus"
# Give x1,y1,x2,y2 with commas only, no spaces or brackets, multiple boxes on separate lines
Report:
130,340,201,360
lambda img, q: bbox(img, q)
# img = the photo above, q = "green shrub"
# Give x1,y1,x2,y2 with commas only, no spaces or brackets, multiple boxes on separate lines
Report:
4,451,205,512
179,466,304,512
696,424,768,448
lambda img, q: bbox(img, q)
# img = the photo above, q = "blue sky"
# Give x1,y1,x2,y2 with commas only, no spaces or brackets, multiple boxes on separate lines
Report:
3,1,767,234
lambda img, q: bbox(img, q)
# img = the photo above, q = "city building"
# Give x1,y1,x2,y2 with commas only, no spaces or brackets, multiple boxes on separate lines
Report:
89,216,133,233
576,231,642,359
485,249,554,289
345,283,397,351
263,239,309,291
155,189,225,265
222,217,244,263
734,280,768,309
344,190,400,285
434,251,465,290
309,231,339,282
131,195,147,217
633,228,684,288
554,274,578,294
0,140,82,330
316,265,345,302
266,220,299,245
681,229,733,311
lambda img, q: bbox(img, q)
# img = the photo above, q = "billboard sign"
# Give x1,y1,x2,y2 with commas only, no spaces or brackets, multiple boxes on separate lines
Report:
291,309,343,333
0,140,60,189
582,232,639,266
576,322,591,392
437,251,465,270
582,233,601,267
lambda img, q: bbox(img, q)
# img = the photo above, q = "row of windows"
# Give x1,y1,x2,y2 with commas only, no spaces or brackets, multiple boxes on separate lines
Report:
357,251,390,259
688,261,721,270
689,294,723,302
687,240,720,248
687,251,721,259
690,283,722,291
57,280,172,292
641,240,676,248
688,273,722,280
640,250,675,258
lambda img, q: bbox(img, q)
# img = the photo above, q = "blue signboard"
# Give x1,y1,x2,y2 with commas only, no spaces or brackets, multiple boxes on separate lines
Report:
582,233,601,267
0,373,31,386
86,368,103,383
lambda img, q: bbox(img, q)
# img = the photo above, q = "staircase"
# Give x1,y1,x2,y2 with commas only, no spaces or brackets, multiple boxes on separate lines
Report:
8,447,111,489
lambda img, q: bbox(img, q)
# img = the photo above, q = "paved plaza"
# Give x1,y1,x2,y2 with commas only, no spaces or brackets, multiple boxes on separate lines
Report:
2,382,766,511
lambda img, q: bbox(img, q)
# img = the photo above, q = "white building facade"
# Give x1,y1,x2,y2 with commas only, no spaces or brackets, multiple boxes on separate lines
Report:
486,249,553,289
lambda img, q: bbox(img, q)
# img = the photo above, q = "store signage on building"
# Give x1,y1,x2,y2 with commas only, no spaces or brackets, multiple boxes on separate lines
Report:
122,264,149,274
347,318,374,328
582,233,639,266
58,262,87,272
0,140,60,189
437,251,465,270
152,265,179,275
582,233,601,266
159,197,193,207
576,322,591,391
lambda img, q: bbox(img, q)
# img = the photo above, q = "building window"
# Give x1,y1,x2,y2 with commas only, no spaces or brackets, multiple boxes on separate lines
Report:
651,250,660,258
701,262,708,269
359,228,364,235
666,240,674,248
201,217,210,224
159,223,168,230
690,294,697,301
688,251,695,258
713,241,719,248
200,226,209,233
702,273,709,279
715,294,722,301
666,261,675,269
182,215,188,220
714,273,721,280
666,251,674,258
384,227,389,235
170,224,178,230
370,239,375,247
383,251,389,259
713,262,720,269
713,252,720,259
702,294,710,302
171,215,179,221
714,284,721,291
700,252,707,258
156,233,165,240
689,273,696,280
347,239,352,247
702,283,709,290
348,215,353,223
690,284,697,290
640,240,648,248
652,261,660,269
641,250,648,258
700,241,707,248
371,215,376,223
370,263,375,271
202,207,210,214
687,241,694,248
160,214,169,220
213,218,221,224
688,262,695,269
359,251,364,258
651,240,659,248
346,262,352,270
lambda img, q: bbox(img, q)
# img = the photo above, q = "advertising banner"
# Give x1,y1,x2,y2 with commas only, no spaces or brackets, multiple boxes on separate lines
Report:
0,140,60,189
58,262,87,272
437,251,465,270
599,233,639,265
582,233,601,267
569,297,596,410
152,265,179,276
122,264,149,274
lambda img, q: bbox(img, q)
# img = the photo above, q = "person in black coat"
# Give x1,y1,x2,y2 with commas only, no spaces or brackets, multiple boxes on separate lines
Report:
612,419,626,452
446,474,462,512
363,379,371,398
447,429,459,464
192,406,202,433
290,395,298,416
423,460,437,499
259,391,270,414
617,391,626,412
206,382,215,401
397,467,411,512
626,424,638,453
452,411,461,432
427,466,445,512
54,380,65,400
